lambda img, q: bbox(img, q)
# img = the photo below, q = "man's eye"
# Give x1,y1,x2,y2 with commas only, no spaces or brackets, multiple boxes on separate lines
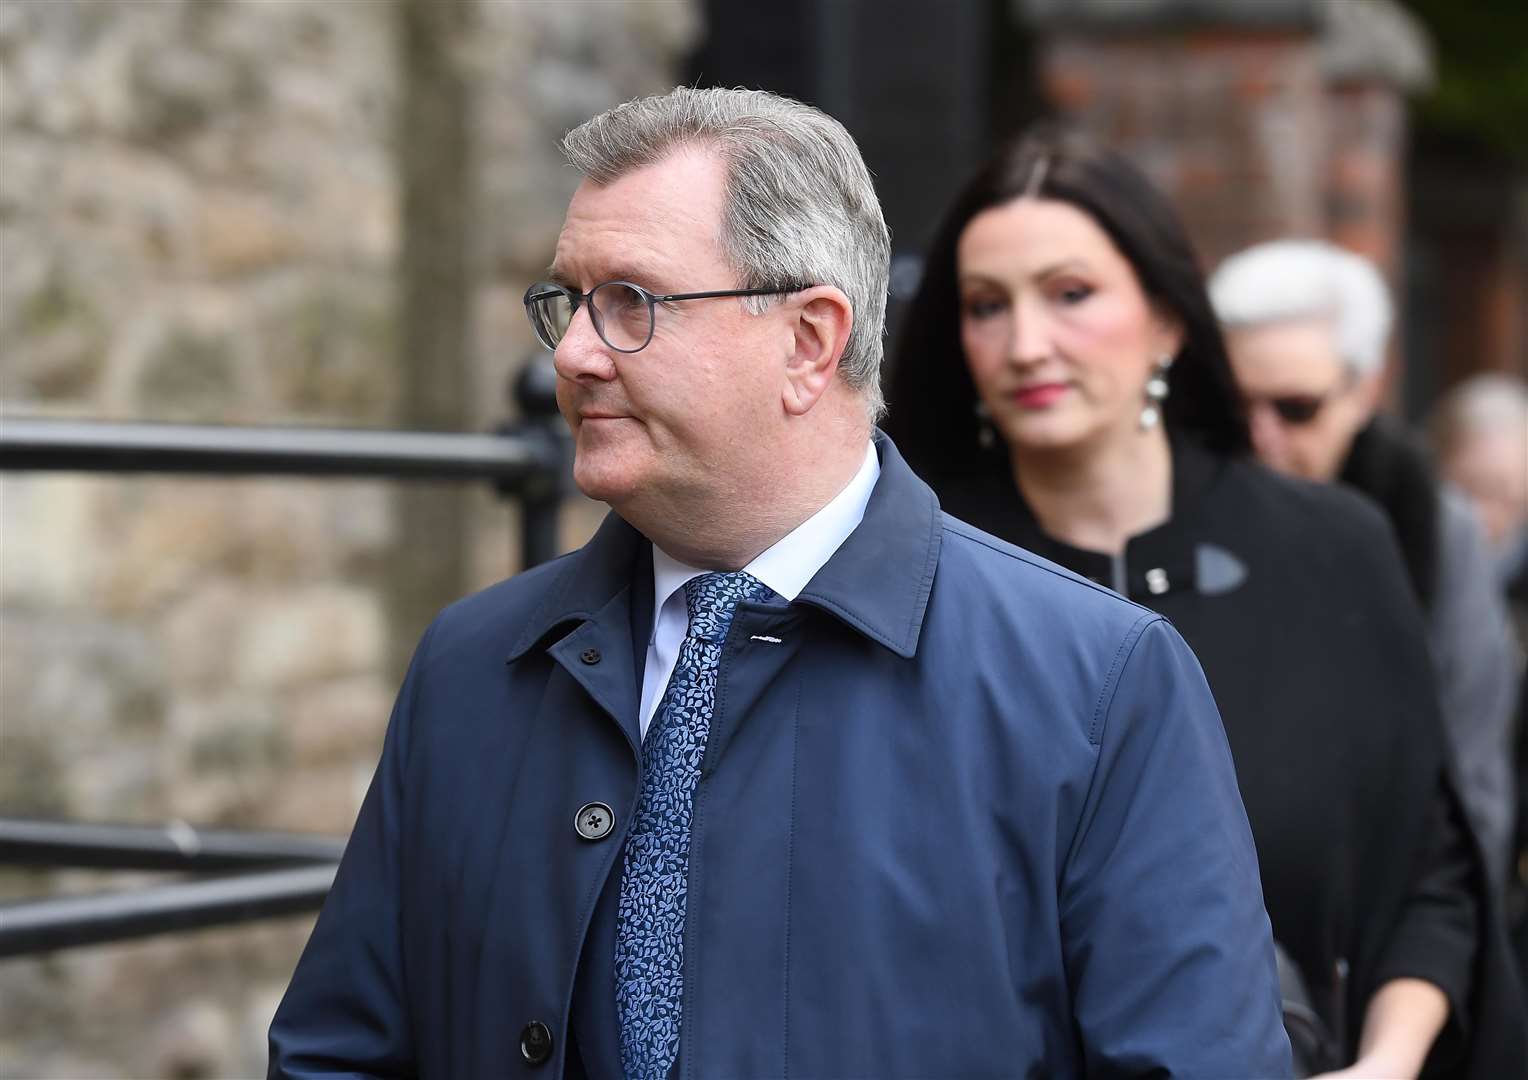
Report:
1057,284,1093,305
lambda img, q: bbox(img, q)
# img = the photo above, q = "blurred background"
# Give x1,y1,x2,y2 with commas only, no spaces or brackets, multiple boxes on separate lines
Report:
0,0,1522,1075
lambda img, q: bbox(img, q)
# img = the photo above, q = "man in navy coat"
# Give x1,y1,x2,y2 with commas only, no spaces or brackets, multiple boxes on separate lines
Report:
269,87,1291,1078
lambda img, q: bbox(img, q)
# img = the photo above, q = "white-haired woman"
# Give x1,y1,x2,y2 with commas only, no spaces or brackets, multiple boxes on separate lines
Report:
1210,240,1520,895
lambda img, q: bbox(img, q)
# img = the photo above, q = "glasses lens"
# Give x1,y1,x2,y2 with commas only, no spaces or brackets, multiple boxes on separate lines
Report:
590,283,652,352
1272,396,1324,424
525,284,574,349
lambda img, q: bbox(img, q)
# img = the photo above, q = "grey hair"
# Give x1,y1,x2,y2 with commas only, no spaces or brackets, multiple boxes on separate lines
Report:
1208,240,1393,376
560,86,891,419
1429,372,1528,452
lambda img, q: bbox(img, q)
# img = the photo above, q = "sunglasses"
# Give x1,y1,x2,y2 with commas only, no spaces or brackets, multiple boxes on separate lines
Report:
1244,373,1357,426
1264,395,1329,425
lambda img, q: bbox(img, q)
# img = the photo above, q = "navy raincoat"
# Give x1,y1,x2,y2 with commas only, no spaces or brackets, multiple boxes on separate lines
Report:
270,435,1291,1078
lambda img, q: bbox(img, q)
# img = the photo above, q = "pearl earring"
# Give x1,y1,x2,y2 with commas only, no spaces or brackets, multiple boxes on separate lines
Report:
1140,354,1174,430
974,400,997,449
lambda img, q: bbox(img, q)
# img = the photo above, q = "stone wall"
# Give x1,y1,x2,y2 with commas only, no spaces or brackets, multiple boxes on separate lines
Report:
0,1,697,1076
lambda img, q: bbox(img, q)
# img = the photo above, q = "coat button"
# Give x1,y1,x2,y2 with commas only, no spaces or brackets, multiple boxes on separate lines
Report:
580,647,601,665
574,801,615,841
520,1020,553,1066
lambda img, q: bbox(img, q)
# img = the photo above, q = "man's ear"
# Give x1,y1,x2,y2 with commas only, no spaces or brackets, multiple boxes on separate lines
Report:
1351,368,1385,424
782,286,854,416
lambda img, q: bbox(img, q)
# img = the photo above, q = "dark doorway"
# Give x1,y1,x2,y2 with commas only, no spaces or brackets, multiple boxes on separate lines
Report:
685,0,1043,359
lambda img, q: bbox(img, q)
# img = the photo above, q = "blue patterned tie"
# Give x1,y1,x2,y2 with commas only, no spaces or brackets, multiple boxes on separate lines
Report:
615,570,777,1079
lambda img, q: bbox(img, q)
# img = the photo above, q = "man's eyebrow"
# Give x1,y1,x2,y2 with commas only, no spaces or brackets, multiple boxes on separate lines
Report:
545,260,672,291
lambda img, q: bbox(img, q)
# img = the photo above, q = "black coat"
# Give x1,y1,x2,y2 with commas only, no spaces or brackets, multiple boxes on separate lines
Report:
1340,416,1441,614
931,437,1527,1078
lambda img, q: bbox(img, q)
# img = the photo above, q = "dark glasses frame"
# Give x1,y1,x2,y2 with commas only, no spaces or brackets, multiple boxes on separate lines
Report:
1245,370,1359,426
1266,395,1330,425
523,280,812,354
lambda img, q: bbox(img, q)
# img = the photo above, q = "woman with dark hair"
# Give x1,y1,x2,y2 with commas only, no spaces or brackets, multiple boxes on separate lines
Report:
886,127,1526,1078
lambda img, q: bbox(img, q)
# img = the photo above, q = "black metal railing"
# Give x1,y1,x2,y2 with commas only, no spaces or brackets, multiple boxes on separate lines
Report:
0,818,347,872
0,357,570,566
0,863,340,958
0,357,570,957
0,416,552,478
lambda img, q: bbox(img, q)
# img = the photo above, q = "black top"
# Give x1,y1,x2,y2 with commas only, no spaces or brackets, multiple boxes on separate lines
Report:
1340,416,1441,615
933,437,1526,1076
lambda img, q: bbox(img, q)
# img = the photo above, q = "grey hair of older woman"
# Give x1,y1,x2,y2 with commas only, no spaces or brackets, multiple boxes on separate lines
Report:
560,86,892,420
1208,240,1394,377
1428,372,1528,453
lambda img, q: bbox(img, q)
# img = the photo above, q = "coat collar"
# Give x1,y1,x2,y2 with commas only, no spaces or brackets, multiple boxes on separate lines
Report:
792,431,939,658
954,433,1225,549
506,430,940,661
950,434,1235,598
506,509,648,661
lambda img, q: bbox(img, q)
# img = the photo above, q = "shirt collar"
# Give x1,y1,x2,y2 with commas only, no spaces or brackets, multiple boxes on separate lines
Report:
649,442,880,633
507,431,940,662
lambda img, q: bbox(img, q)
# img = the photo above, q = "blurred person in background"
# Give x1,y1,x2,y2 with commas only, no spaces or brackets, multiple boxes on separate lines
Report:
1210,241,1519,894
1430,373,1528,977
1429,372,1528,627
887,126,1526,1078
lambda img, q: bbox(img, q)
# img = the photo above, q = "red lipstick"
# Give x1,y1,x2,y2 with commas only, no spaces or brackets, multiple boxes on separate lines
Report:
1012,383,1068,409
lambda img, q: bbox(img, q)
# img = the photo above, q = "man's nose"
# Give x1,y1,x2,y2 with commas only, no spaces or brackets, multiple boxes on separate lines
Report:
552,305,617,384
1247,403,1287,466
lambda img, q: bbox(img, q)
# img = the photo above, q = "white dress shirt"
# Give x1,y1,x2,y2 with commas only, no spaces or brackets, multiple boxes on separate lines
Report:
638,442,881,737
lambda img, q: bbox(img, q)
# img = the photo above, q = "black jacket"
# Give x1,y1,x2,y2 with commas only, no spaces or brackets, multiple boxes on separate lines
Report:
931,438,1527,1078
1341,416,1440,614
1343,417,1520,889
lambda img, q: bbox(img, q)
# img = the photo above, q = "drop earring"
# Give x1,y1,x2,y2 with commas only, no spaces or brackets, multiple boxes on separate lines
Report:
974,400,997,450
1140,354,1174,430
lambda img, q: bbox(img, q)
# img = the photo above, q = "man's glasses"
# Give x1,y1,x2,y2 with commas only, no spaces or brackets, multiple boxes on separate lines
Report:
523,280,810,354
1245,373,1357,426
1261,394,1330,425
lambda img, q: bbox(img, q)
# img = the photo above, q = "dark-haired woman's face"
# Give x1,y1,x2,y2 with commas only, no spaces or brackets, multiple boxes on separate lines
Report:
957,197,1180,457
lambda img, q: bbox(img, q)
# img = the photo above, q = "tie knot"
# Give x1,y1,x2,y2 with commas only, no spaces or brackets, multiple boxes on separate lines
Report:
683,571,776,643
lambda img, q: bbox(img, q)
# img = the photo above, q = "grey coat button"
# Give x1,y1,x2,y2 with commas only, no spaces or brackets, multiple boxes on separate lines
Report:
520,1020,553,1065
574,801,615,841
580,648,601,665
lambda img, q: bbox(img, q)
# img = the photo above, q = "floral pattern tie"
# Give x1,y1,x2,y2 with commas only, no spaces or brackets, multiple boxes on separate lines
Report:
615,570,777,1079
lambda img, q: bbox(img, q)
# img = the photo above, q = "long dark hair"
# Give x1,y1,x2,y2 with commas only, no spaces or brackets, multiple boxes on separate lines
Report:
884,125,1250,479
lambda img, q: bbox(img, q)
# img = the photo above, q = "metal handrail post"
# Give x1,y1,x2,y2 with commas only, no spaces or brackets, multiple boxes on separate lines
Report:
506,354,572,568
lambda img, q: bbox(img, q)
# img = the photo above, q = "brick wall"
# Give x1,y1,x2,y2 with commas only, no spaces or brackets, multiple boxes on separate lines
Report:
1026,0,1431,394
1040,28,1329,269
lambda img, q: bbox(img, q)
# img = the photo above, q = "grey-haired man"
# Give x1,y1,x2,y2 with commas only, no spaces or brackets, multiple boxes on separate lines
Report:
270,87,1290,1078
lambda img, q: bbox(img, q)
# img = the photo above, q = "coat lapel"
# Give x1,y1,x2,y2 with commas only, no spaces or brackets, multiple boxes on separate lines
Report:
793,431,941,659
508,511,654,754
548,589,642,754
